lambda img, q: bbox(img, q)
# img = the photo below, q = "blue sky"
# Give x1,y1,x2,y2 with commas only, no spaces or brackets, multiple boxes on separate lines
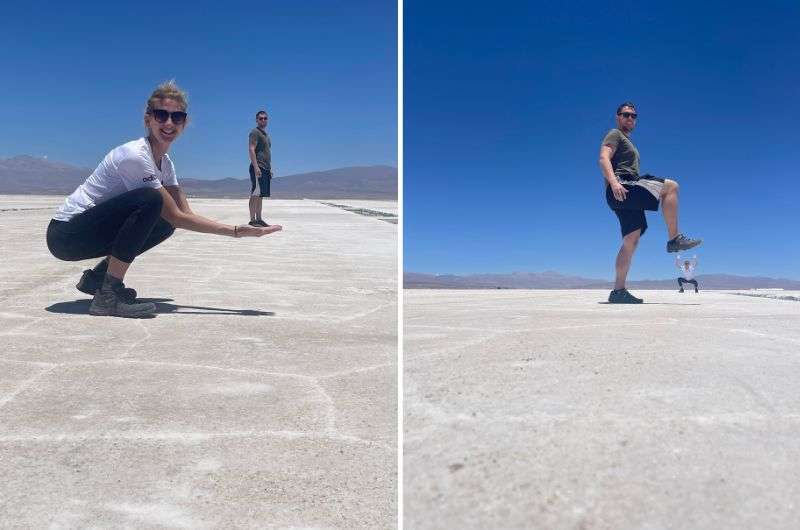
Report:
405,0,800,280
0,1,396,178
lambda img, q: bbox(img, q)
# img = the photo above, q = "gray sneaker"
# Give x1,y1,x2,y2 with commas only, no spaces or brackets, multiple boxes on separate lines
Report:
77,269,137,303
89,276,155,318
608,288,643,304
667,234,702,253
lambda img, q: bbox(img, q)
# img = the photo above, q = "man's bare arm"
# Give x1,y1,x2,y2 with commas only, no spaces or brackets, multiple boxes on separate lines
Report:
249,140,260,176
599,145,627,201
598,145,617,185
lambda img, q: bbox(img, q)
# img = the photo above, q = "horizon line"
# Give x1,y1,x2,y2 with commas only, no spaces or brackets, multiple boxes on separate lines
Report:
404,271,800,283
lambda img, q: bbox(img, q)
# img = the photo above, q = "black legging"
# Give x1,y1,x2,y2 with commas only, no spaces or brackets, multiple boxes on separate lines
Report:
47,187,174,264
678,277,698,291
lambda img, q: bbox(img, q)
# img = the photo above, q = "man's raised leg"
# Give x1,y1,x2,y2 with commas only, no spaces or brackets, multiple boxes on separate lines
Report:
661,178,702,252
661,179,679,240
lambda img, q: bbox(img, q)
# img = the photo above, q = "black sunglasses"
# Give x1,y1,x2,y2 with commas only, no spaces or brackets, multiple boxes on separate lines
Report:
150,108,188,125
257,116,268,120
618,112,638,119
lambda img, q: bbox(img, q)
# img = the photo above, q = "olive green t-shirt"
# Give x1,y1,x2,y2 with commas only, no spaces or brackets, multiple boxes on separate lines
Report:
249,127,271,170
601,128,639,179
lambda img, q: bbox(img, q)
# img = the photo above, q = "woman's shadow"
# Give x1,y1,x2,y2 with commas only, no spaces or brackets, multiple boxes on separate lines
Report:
46,298,275,316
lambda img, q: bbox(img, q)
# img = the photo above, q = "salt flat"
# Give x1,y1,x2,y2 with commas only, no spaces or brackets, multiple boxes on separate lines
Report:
405,289,800,530
0,196,397,529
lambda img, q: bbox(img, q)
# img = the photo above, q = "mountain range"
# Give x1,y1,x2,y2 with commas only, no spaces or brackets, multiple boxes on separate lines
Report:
0,155,396,199
405,271,800,290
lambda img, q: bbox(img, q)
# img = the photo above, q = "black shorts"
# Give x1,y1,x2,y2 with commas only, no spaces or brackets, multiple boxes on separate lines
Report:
606,175,665,237
249,165,271,197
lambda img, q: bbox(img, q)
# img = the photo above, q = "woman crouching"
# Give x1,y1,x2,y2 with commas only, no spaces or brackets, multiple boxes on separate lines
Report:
46,80,281,318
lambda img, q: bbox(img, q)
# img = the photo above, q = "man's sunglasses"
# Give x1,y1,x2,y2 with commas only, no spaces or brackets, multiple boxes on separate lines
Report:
150,108,188,125
618,112,638,119
257,116,268,120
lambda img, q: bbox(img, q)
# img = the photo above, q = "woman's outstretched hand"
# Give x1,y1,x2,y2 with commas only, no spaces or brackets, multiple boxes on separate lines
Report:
236,224,283,237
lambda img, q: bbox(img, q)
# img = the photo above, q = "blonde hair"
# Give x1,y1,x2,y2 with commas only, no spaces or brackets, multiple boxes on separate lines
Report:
145,79,189,113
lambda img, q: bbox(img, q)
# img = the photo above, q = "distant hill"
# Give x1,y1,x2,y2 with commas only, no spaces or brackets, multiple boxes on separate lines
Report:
405,271,800,290
182,166,397,199
0,155,397,199
404,271,602,289
0,155,92,194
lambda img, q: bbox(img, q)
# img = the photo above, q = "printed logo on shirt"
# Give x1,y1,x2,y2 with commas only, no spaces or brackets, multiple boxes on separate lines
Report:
143,175,157,183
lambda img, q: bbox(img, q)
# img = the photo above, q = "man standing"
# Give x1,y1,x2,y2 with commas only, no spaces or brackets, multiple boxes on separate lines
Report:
598,102,702,304
248,110,272,226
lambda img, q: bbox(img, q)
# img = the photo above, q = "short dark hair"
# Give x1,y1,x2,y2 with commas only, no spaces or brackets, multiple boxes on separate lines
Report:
256,110,268,118
616,102,636,114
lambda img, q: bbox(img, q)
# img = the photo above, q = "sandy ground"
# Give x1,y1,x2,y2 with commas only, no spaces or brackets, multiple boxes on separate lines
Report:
0,196,397,529
405,289,800,530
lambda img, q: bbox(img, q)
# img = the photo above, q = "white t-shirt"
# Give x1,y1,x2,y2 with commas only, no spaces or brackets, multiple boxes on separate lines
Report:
676,255,697,280
53,137,179,221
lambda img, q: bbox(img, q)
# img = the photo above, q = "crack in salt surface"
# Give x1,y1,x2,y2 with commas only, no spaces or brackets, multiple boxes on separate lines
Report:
0,430,392,449
1,201,395,464
406,320,679,334
88,359,315,381
0,358,57,368
0,366,56,410
404,319,736,360
61,359,388,448
315,384,339,435
405,330,513,361
333,301,394,323
673,323,800,345
408,410,800,432
115,320,153,360
317,363,393,379
485,412,800,426
104,501,200,529
278,301,395,324
729,375,777,414
728,328,800,344
0,316,50,336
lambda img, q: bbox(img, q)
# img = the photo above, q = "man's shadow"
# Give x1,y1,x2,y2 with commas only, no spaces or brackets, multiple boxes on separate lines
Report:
598,302,701,306
46,298,275,316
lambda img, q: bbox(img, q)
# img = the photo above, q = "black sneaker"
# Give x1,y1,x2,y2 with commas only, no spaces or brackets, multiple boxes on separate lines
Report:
667,233,702,253
89,276,155,318
608,288,643,304
255,219,270,227
77,269,137,303
248,220,261,227
679,288,684,293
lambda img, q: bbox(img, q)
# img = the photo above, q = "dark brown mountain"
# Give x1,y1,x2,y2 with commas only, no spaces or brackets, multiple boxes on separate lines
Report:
181,166,397,199
0,155,92,194
0,155,396,199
